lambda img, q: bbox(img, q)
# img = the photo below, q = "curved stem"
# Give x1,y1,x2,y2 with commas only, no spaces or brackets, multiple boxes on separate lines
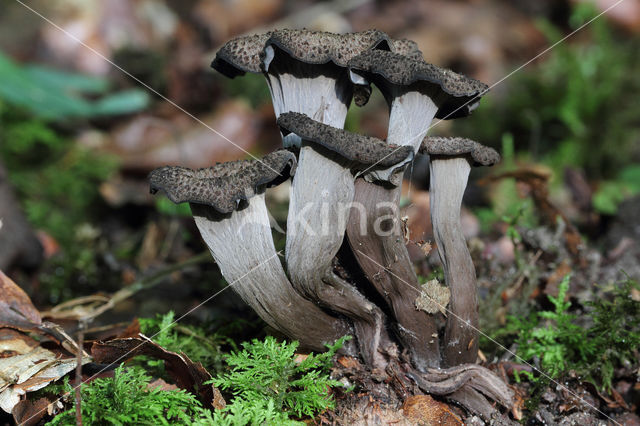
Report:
429,157,478,366
191,194,350,351
286,147,385,366
345,89,440,370
346,179,440,370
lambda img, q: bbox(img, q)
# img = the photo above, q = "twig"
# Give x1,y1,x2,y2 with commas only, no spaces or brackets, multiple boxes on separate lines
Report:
42,252,213,321
509,249,543,296
75,320,86,426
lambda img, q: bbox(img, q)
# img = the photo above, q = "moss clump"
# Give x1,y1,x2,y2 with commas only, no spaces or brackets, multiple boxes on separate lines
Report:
500,275,640,391
46,365,215,425
212,335,350,424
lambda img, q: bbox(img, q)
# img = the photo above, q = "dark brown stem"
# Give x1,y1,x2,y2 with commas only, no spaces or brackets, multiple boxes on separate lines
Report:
346,178,440,370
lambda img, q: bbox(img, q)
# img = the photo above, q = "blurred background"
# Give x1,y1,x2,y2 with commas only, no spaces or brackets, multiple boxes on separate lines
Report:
1,0,639,341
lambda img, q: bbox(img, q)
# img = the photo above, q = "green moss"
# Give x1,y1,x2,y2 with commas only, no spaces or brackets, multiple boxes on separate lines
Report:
46,365,215,425
138,311,233,376
497,275,640,391
212,335,350,424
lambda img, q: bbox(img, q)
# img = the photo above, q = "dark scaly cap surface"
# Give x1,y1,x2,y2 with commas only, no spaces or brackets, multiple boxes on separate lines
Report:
348,50,489,119
392,38,423,60
277,112,413,167
149,150,297,213
211,32,271,78
419,136,500,166
354,38,423,107
263,29,392,68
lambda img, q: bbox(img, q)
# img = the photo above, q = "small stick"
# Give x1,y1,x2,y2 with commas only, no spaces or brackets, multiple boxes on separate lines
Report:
75,320,86,426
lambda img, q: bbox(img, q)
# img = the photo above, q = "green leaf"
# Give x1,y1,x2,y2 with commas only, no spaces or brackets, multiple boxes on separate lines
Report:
23,65,109,94
92,89,150,116
0,51,149,120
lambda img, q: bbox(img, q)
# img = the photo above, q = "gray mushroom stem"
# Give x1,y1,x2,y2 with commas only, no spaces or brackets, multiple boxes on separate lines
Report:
190,197,349,351
420,136,501,366
255,31,393,366
350,85,439,370
149,152,351,352
373,87,438,181
287,148,387,366
278,112,414,368
345,50,489,370
428,157,477,365
348,180,440,370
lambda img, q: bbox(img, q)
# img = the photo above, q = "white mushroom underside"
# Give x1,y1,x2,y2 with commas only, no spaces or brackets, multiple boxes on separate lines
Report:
429,157,470,269
191,194,344,348
264,66,350,147
365,90,438,184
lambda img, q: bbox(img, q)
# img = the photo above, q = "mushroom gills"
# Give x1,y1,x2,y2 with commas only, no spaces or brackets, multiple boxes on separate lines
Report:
263,50,353,148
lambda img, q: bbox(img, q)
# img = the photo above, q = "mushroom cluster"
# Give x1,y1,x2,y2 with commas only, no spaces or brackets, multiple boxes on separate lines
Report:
150,29,513,419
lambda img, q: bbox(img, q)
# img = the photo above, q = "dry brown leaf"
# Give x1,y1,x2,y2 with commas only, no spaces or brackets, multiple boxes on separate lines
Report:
293,353,308,364
108,101,261,172
0,328,39,357
417,240,432,257
337,356,360,369
0,270,41,331
148,378,180,392
415,279,450,316
402,394,463,425
11,397,50,426
0,346,89,413
91,334,225,410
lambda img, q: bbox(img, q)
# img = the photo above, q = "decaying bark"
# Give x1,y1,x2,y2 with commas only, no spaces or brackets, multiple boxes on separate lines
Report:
429,157,478,365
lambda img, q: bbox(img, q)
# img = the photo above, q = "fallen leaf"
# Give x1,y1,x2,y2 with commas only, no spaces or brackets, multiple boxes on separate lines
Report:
293,353,308,364
0,346,88,413
337,356,360,369
108,101,262,171
0,328,38,357
402,394,462,425
0,270,41,331
11,397,50,426
148,378,180,392
415,279,450,316
91,334,225,410
417,240,432,257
